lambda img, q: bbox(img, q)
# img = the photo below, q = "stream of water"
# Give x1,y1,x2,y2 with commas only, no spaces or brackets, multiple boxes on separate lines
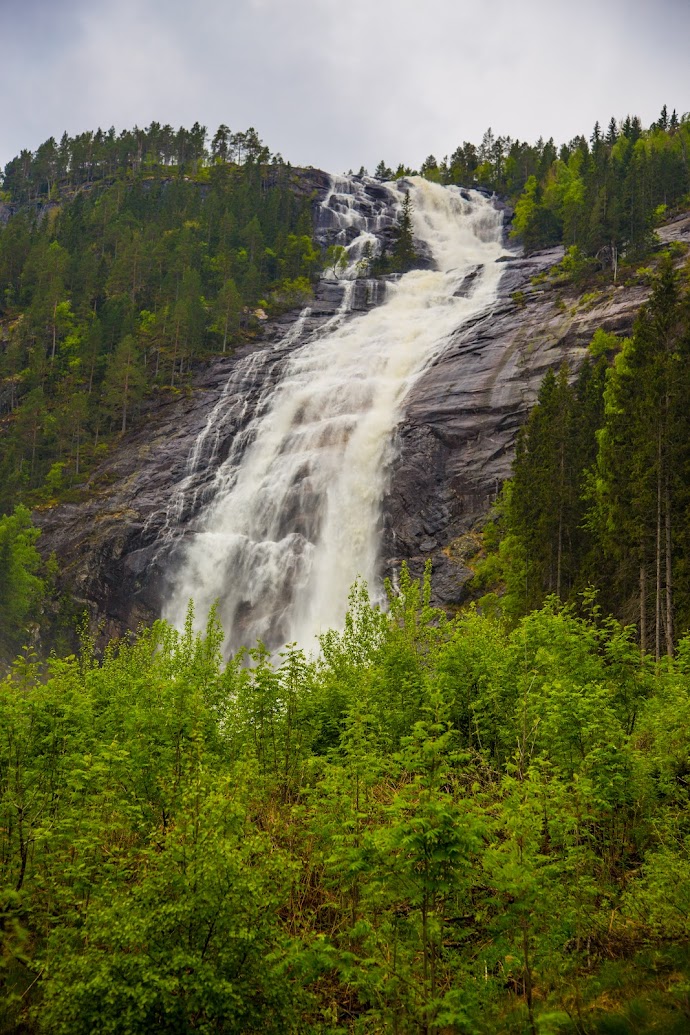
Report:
164,176,507,654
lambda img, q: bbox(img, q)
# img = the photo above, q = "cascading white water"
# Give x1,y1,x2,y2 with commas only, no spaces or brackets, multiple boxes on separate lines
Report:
164,176,507,654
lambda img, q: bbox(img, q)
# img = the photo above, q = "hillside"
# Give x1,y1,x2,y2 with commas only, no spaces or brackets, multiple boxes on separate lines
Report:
2,114,690,1035
28,226,678,642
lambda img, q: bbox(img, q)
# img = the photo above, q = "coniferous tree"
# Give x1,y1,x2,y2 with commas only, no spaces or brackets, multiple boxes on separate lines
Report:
507,365,577,605
211,277,242,353
391,190,416,272
102,334,144,433
593,258,685,655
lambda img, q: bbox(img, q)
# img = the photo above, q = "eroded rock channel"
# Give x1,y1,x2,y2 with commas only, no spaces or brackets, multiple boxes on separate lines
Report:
34,177,672,646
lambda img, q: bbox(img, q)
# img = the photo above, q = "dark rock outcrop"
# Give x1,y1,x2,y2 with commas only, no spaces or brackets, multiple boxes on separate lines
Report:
657,212,690,244
380,251,652,603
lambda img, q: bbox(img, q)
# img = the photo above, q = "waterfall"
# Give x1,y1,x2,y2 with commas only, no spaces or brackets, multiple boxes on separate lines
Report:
164,176,507,654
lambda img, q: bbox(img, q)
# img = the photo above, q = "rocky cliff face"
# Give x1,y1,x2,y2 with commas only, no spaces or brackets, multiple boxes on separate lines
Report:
383,211,689,605
380,251,652,602
34,194,685,641
33,273,386,642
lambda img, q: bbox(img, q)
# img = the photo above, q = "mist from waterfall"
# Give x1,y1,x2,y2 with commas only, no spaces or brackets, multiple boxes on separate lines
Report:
164,176,507,654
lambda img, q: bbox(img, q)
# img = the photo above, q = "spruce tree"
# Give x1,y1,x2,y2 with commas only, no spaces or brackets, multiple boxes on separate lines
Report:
392,190,416,272
507,365,578,607
102,334,144,433
593,257,685,656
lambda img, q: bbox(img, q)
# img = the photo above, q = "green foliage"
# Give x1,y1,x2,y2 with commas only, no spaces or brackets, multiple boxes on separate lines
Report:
40,783,300,1034
588,328,623,357
593,256,690,656
511,175,562,252
0,125,320,511
477,257,690,665
2,108,690,1033
439,111,690,268
2,570,690,1032
554,244,598,283
375,190,418,276
393,190,416,272
324,244,348,280
0,505,44,657
480,359,607,614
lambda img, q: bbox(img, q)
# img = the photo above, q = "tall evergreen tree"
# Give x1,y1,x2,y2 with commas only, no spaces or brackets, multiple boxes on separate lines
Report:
391,191,416,272
593,257,687,655
102,334,144,433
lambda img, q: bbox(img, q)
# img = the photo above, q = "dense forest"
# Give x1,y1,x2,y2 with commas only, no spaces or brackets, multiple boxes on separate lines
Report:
475,250,690,659
1,111,690,1032
1,106,688,517
0,122,426,518
0,125,323,514
379,104,690,267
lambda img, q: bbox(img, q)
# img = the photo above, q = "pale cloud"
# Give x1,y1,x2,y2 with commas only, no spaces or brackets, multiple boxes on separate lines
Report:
1,0,688,173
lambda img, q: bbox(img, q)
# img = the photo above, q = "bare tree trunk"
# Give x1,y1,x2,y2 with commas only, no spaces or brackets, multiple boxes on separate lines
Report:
30,425,37,481
51,300,58,362
170,320,180,388
556,506,563,600
640,559,647,654
121,365,129,434
522,921,538,1035
656,445,662,663
665,482,674,656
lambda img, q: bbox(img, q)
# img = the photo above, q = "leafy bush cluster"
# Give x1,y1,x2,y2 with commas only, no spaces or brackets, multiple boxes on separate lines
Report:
2,571,690,1033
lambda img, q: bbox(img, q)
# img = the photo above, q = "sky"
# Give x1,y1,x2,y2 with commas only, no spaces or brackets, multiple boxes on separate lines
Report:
2,0,690,174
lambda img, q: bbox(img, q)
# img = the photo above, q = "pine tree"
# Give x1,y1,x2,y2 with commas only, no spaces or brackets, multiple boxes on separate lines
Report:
102,334,144,433
507,365,578,606
593,258,685,656
211,278,241,353
391,191,416,272
211,124,230,161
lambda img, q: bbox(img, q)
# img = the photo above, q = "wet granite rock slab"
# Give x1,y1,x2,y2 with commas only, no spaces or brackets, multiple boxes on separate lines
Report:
380,250,652,605
35,211,676,637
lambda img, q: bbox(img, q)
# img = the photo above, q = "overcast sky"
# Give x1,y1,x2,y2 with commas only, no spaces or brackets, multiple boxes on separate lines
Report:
2,0,689,174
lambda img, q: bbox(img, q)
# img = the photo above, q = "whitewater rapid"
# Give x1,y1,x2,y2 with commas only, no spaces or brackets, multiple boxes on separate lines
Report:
164,176,507,654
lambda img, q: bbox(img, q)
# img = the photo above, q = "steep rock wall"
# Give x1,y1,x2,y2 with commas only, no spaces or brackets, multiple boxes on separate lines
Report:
381,252,652,602
35,207,685,639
